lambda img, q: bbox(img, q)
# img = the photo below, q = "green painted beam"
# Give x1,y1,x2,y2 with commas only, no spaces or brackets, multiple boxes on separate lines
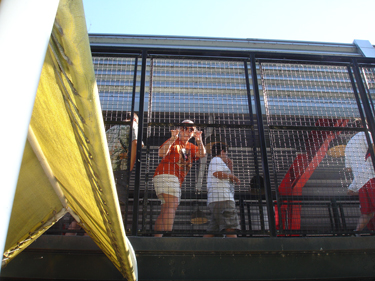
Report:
1,235,375,280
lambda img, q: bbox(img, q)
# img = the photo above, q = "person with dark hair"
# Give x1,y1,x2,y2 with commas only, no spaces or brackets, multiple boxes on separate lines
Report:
106,112,139,205
250,175,265,195
153,120,206,237
204,142,241,238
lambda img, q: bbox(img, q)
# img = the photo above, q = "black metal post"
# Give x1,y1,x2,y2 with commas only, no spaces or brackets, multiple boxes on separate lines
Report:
123,57,138,231
239,198,246,232
130,57,138,123
244,61,266,235
132,50,147,235
348,62,375,171
141,58,154,233
249,54,277,236
243,61,260,175
330,198,341,231
338,203,347,230
328,203,334,231
246,203,253,232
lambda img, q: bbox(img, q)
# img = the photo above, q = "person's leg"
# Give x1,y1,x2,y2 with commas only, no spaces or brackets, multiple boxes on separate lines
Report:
218,201,240,238
356,213,375,231
114,170,129,205
65,220,78,236
357,180,375,232
225,229,237,238
204,202,219,237
154,193,179,237
114,170,130,228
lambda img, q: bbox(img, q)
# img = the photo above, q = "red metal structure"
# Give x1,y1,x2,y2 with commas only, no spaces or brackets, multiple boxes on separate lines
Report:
276,118,349,233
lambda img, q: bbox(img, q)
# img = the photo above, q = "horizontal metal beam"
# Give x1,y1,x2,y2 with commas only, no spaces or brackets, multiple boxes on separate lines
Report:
89,34,361,57
1,235,375,280
90,44,375,66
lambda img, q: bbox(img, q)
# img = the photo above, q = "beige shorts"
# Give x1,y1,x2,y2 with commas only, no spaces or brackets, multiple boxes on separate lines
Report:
153,174,181,205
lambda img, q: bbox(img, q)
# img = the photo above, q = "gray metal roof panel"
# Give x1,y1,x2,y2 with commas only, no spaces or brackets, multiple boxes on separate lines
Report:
89,34,361,57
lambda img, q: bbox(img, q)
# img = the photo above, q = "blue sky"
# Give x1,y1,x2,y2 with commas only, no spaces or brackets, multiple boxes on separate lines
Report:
82,0,375,44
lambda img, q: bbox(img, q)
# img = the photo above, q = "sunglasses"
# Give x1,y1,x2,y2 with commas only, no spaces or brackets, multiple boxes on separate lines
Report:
180,127,195,132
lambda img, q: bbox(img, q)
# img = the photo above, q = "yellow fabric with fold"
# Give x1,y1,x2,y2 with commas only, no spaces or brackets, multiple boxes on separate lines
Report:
2,1,137,280
3,141,67,263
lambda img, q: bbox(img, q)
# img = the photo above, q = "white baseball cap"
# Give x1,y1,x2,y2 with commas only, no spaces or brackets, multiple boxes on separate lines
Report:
182,119,194,124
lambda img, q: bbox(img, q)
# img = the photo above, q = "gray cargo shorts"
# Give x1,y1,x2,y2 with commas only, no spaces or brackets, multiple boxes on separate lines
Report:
207,200,240,232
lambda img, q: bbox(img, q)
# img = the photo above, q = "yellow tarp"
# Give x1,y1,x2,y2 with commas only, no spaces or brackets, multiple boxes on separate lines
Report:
2,1,137,280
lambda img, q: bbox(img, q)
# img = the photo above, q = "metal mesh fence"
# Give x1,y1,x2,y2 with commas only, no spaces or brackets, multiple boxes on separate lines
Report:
260,62,372,235
142,59,264,236
361,67,375,119
84,54,375,238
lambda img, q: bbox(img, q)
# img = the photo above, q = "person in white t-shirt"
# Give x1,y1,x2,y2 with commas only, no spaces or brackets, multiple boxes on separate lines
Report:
204,143,241,238
345,131,375,233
